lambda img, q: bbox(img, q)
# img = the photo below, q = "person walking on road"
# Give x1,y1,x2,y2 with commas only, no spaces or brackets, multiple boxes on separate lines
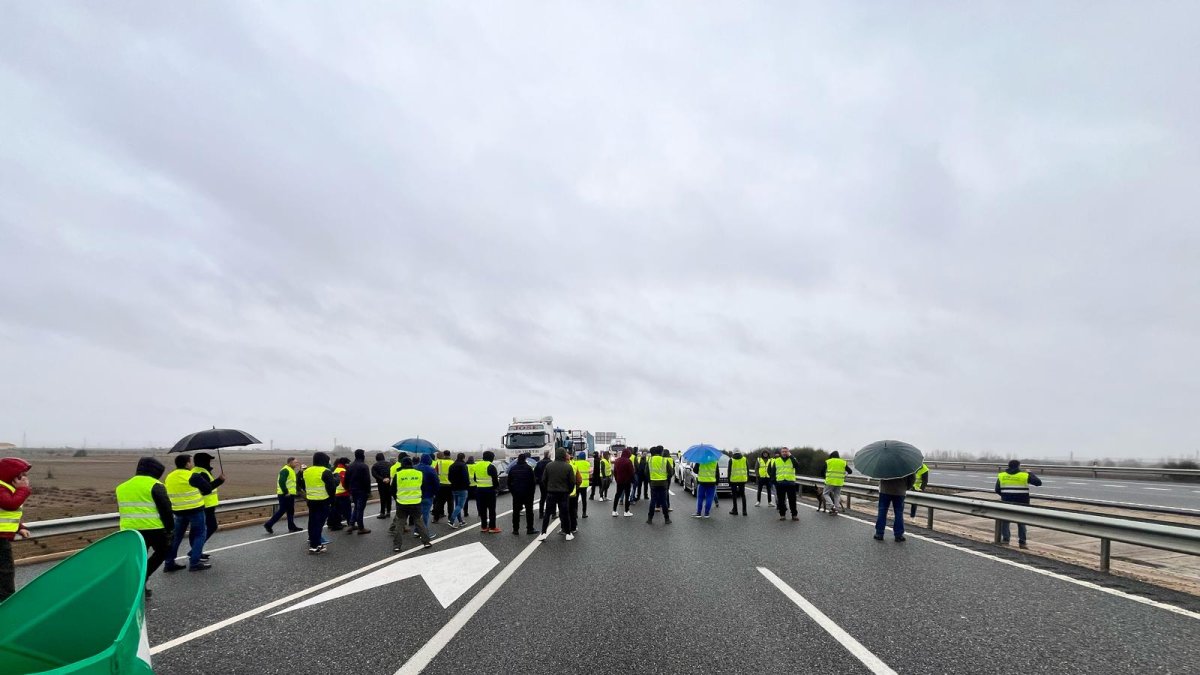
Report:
612,448,635,517
755,449,775,508
264,457,304,534
416,454,440,538
646,447,674,525
874,472,916,542
508,453,538,535
823,451,852,515
535,451,552,518
0,457,33,603
691,456,718,518
769,448,801,522
115,457,175,597
572,452,591,520
372,452,394,520
164,454,216,571
722,450,748,516
346,449,373,535
190,453,225,555
448,453,470,528
473,451,501,533
538,449,578,542
433,450,454,523
303,452,339,554
909,463,929,518
392,457,433,553
995,460,1042,548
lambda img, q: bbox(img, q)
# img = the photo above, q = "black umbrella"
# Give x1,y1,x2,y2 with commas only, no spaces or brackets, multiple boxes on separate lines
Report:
169,428,262,472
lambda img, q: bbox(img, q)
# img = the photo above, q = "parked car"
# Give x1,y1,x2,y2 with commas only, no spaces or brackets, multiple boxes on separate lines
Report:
682,455,732,495
491,460,511,494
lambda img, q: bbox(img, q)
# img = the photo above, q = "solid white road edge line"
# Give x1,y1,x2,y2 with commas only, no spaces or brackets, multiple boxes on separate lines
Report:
394,518,564,675
806,501,1200,621
758,567,897,675
150,509,515,655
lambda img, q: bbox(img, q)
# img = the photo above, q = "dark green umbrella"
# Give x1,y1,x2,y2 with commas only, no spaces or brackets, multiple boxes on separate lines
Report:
852,440,924,479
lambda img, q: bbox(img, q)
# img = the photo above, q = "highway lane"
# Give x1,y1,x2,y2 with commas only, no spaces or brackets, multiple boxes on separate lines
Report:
15,491,1200,674
922,469,1200,510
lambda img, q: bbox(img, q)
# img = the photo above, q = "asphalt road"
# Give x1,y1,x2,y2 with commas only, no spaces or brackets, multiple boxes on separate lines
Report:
16,490,1200,674
924,469,1200,511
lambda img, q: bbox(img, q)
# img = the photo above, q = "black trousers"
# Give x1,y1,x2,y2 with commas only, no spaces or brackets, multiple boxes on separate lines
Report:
612,482,632,511
376,481,393,516
307,500,330,548
433,484,453,520
512,491,535,532
538,483,549,516
0,539,15,603
541,491,571,534
648,486,671,521
465,488,475,517
729,483,747,513
328,495,351,528
578,487,588,516
265,495,297,529
777,483,798,516
476,489,497,529
143,528,171,581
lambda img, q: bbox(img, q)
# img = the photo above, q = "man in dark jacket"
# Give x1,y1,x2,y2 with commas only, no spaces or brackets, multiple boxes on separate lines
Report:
994,460,1043,548
346,449,373,534
417,454,440,536
507,454,537,535
372,452,394,519
0,457,33,603
190,453,225,555
448,453,470,528
538,449,579,542
534,451,552,518
115,457,174,596
612,448,634,517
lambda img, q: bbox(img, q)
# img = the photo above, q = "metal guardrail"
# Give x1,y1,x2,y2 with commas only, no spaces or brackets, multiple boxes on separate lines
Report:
25,495,280,539
799,477,1200,573
922,460,1200,480
929,482,1200,518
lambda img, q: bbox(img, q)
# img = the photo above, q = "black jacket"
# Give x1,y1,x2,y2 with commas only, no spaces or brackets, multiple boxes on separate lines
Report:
448,461,470,490
508,461,536,495
136,457,174,534
371,460,393,483
346,459,373,493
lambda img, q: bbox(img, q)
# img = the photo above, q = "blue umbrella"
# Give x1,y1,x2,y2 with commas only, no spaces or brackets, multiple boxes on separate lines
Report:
682,444,722,464
392,438,439,456
853,440,924,479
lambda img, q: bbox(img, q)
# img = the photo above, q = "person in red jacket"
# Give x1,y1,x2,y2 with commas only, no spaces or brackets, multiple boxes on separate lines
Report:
611,449,635,517
0,457,33,603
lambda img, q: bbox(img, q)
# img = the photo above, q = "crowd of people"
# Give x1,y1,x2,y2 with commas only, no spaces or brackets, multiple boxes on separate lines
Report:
0,447,1046,602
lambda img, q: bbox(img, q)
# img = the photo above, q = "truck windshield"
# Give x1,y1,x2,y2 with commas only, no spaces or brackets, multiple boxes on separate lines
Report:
505,433,547,449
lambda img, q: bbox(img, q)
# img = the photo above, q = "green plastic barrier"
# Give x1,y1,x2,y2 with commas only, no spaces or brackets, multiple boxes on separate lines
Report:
0,529,153,674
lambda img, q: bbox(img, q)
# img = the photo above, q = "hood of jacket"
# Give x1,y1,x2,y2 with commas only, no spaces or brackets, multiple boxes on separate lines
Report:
312,451,331,468
136,456,166,479
0,457,31,483
193,452,215,470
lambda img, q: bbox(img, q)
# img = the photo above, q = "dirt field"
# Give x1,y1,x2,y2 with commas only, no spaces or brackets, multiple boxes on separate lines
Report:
16,450,302,520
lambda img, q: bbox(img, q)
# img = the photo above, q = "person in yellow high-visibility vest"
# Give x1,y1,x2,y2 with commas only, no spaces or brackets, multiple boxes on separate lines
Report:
0,456,33,603
909,463,929,518
303,452,338,554
994,460,1043,548
721,449,749,515
164,453,219,572
645,446,674,525
823,451,853,516
115,457,175,597
393,456,433,552
571,452,591,523
190,452,225,558
327,457,351,531
768,448,801,521
432,450,455,523
264,457,303,534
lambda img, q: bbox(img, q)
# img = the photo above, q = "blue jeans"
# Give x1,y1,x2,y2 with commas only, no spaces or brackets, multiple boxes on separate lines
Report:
695,483,716,515
875,494,906,539
451,490,468,524
420,497,433,530
1000,521,1027,544
168,510,207,568
350,491,369,529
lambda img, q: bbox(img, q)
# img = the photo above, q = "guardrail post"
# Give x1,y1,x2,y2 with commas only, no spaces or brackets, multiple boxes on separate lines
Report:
845,494,851,511
1100,538,1111,573
926,507,934,530
993,520,1002,544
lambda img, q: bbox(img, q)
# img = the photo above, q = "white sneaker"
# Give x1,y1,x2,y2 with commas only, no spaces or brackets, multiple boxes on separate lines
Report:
623,512,632,517
565,533,575,541
612,511,618,517
537,533,548,542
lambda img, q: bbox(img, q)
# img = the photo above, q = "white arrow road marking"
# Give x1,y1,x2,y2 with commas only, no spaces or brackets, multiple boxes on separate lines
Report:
272,542,499,615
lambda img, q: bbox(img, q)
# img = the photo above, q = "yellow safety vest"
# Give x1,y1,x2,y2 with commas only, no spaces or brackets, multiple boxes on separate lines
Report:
573,460,591,488
997,471,1030,496
472,461,494,489
824,458,848,487
303,466,330,501
192,466,219,507
729,457,748,483
0,479,23,534
914,464,929,489
436,458,453,485
165,469,203,512
757,458,770,479
115,475,164,531
649,456,669,482
277,465,297,495
395,468,423,505
772,458,796,483
333,466,349,496
697,462,718,484
601,459,612,478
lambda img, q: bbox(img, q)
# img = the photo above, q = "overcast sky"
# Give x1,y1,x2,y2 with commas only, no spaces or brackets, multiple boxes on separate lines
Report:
1,3,1197,459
